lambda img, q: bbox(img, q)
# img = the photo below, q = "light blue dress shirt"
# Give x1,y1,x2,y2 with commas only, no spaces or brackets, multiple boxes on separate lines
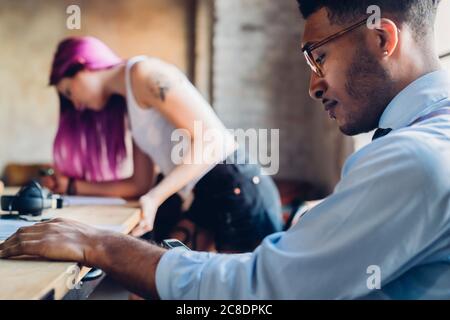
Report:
156,70,450,300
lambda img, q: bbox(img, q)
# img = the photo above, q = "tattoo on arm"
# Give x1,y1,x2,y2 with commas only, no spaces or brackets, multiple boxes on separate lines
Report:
148,69,184,103
150,72,170,102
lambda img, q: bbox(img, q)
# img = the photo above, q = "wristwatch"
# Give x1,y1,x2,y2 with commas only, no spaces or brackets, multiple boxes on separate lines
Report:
66,177,77,195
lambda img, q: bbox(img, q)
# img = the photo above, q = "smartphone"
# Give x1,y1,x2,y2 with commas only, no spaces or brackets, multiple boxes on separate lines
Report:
162,239,191,250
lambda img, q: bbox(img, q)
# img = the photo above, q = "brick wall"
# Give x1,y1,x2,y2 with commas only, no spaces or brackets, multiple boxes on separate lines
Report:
212,0,354,195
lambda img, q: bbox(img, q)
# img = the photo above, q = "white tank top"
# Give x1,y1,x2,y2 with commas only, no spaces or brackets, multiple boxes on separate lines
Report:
125,56,200,200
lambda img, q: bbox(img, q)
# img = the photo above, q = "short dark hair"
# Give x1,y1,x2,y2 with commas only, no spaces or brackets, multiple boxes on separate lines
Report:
296,0,440,41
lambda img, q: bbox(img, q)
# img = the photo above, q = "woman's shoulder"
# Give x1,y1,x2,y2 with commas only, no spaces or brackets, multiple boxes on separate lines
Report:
127,56,178,108
129,56,186,107
129,56,178,78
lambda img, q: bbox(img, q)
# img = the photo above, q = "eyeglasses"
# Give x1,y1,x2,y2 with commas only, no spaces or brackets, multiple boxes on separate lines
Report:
302,17,368,78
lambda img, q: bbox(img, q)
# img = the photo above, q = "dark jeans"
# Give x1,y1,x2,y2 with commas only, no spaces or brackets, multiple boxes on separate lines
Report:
151,158,283,252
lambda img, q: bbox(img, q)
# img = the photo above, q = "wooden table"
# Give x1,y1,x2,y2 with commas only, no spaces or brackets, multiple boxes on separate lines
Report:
0,188,141,300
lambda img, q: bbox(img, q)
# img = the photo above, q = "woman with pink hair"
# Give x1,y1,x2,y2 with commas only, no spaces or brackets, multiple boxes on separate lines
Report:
44,36,283,252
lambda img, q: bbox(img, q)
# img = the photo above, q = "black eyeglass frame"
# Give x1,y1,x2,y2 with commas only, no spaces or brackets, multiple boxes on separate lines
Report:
302,17,369,77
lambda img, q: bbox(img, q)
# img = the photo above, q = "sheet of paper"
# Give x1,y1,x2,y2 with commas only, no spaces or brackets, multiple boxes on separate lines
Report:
0,219,124,241
63,196,127,206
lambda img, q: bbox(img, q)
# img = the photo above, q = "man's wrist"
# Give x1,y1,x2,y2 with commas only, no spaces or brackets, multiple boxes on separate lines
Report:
84,231,167,299
84,230,116,268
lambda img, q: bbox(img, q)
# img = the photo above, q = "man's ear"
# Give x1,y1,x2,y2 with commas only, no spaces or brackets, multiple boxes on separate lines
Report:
373,18,399,58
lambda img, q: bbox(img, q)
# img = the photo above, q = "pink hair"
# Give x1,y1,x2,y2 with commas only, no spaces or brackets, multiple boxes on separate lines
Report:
49,36,127,182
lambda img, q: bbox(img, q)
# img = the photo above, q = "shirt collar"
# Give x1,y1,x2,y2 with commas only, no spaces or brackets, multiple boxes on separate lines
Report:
378,69,450,130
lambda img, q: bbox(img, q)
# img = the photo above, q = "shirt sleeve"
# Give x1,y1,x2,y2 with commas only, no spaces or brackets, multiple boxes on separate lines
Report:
155,134,447,299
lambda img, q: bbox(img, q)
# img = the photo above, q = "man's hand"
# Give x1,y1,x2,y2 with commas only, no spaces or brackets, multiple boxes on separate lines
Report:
0,218,166,299
0,218,105,265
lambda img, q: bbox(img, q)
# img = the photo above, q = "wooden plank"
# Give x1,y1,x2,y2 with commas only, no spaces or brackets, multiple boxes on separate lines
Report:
0,188,141,300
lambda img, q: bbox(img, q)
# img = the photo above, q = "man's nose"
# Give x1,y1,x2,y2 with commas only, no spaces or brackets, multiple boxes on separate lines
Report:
308,72,326,100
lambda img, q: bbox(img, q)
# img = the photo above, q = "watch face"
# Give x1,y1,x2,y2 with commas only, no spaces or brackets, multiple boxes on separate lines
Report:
162,239,191,250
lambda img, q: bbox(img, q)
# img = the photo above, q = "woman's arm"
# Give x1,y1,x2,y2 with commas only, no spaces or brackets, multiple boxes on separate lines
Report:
75,142,155,199
44,142,155,199
131,59,237,207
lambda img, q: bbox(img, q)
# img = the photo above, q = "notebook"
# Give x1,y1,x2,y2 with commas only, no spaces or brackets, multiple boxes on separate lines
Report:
63,196,127,206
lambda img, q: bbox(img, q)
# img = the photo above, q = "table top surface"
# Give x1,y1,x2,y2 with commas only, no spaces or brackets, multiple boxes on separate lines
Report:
0,187,141,300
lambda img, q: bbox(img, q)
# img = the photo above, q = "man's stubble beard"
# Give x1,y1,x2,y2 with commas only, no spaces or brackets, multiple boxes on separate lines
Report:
342,45,397,136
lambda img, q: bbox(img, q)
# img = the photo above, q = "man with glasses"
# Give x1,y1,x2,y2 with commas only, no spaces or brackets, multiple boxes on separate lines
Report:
2,0,450,299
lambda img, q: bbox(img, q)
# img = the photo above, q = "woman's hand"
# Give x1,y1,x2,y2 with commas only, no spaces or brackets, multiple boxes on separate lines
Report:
40,169,69,194
0,218,106,265
131,194,160,237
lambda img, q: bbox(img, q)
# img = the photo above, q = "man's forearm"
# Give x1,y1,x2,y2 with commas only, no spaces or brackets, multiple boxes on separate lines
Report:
88,232,167,299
